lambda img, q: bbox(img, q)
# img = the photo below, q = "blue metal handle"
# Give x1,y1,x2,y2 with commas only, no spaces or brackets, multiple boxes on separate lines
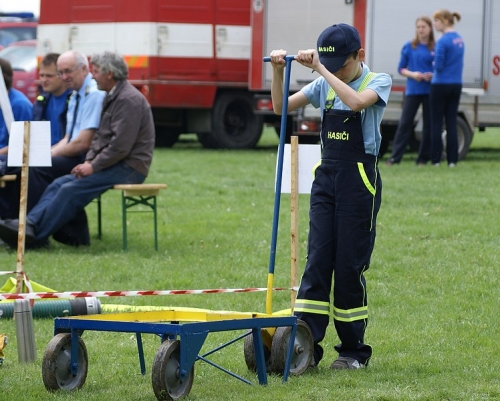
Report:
264,55,295,314
263,55,296,63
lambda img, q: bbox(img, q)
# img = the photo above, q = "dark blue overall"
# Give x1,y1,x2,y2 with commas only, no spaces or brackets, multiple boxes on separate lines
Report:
294,76,382,366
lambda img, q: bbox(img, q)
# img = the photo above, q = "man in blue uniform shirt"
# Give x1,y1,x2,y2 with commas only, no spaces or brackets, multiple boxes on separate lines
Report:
33,53,72,145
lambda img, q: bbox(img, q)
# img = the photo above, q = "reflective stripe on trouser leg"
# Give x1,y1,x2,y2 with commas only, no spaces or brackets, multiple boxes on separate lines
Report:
332,304,368,322
294,299,330,315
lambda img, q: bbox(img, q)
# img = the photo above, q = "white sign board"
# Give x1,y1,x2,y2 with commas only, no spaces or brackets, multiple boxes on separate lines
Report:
278,144,321,194
7,121,52,167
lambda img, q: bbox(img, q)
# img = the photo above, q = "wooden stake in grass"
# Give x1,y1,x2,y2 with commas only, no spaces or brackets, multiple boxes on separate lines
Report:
15,121,30,294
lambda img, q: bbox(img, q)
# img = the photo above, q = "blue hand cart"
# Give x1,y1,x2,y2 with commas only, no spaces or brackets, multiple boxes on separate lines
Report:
41,55,312,401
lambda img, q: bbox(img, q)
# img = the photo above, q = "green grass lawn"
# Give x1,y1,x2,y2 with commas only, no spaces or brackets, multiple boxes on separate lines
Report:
1,127,500,400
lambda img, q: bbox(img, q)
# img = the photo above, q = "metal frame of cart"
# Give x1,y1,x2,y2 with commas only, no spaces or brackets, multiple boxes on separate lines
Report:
42,310,300,400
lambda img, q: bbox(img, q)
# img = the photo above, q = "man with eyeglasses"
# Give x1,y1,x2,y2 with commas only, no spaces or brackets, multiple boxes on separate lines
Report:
49,50,105,162
0,50,105,247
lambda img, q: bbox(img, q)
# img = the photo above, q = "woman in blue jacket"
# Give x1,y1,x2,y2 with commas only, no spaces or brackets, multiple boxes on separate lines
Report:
386,16,435,165
430,9,464,167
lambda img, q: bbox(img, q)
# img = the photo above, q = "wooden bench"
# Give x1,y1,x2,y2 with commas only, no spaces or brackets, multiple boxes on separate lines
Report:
96,184,167,251
0,174,17,187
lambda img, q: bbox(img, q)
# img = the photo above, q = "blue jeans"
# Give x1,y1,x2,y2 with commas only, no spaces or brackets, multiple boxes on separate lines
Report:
28,162,145,243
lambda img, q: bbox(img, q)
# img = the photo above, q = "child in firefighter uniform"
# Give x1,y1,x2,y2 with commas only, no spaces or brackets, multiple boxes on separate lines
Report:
269,23,392,369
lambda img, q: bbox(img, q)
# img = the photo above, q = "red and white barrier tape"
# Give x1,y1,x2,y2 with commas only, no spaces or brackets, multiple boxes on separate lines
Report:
0,270,34,293
0,287,295,301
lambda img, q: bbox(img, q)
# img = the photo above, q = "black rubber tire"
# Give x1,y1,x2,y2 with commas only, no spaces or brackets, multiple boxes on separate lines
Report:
441,116,474,161
243,331,271,372
274,116,293,143
268,319,313,376
196,132,218,149
379,124,397,158
204,91,263,149
151,340,194,401
42,333,88,391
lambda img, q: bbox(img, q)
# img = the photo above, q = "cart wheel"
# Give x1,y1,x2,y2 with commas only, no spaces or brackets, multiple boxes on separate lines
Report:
243,331,271,372
268,319,313,375
42,333,88,391
151,340,194,401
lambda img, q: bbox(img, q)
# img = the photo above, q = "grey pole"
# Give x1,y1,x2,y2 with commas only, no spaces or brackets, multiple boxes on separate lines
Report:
14,299,36,363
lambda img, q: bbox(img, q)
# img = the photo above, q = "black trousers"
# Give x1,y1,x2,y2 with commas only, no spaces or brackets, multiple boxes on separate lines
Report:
389,94,431,163
430,84,462,164
295,159,381,365
0,156,83,218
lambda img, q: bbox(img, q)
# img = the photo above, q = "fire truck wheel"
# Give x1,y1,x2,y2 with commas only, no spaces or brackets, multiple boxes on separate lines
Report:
274,116,293,143
206,92,263,149
196,132,217,149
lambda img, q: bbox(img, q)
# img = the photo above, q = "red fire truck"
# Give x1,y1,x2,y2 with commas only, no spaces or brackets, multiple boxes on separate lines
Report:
37,0,500,156
0,12,37,49
37,0,263,148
